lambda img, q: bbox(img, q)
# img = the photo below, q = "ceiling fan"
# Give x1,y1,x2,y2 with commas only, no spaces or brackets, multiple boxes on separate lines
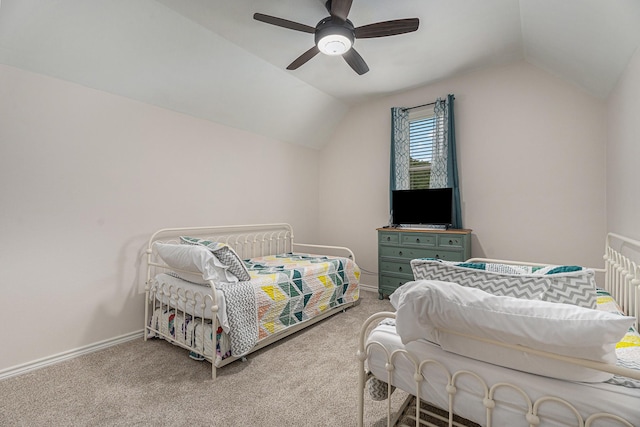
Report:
253,0,419,75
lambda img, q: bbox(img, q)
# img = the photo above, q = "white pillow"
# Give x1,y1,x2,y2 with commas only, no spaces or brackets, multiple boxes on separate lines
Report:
179,236,251,282
390,280,635,382
153,242,240,284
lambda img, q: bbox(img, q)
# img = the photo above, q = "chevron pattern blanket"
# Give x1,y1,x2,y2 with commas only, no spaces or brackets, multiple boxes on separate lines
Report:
410,259,598,308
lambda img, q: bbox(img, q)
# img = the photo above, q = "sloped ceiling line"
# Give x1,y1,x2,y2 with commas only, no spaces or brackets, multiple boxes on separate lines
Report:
1,0,639,149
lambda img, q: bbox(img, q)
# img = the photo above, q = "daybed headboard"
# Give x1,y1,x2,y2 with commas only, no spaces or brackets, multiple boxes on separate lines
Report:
144,223,356,290
604,233,640,328
146,223,295,260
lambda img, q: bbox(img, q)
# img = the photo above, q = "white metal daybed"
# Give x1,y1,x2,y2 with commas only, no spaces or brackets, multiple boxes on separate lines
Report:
144,223,360,380
357,233,640,427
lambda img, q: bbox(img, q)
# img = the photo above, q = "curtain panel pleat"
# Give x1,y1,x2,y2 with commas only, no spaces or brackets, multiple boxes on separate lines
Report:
431,95,462,229
430,100,448,188
390,107,410,205
445,95,462,229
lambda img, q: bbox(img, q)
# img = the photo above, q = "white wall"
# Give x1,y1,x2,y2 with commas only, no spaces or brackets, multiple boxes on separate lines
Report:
607,46,640,241
4,52,634,373
0,64,320,372
318,61,607,287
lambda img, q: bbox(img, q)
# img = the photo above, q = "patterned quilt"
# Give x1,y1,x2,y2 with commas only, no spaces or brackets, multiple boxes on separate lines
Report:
596,288,640,388
220,253,360,358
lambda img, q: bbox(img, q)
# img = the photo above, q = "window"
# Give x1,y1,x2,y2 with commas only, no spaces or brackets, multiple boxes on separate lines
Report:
391,95,461,228
408,107,435,189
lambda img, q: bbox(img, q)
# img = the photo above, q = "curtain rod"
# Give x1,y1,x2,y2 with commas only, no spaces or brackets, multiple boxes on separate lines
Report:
403,94,455,111
402,101,436,111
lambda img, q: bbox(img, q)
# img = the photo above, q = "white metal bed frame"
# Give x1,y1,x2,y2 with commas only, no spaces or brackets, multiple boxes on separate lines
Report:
144,223,359,380
357,232,640,427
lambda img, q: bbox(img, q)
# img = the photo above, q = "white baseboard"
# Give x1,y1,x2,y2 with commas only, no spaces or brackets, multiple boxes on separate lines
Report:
359,283,378,293
0,330,144,381
1,285,379,381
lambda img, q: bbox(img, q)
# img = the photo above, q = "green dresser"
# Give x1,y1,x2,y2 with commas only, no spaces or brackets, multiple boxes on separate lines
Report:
377,228,472,299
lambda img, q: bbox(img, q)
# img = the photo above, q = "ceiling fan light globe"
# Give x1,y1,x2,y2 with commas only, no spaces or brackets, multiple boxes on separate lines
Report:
318,34,352,55
315,18,355,56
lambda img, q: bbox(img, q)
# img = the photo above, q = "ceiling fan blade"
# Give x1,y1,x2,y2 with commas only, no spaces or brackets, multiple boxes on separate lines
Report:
343,48,369,75
287,46,321,70
354,18,420,39
253,13,316,34
330,0,353,23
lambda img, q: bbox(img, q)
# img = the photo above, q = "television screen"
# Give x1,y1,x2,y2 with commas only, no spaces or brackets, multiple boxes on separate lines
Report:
392,188,453,227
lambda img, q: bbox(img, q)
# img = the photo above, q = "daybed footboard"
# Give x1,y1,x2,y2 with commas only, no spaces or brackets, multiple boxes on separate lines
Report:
357,312,640,427
144,223,361,380
357,233,640,427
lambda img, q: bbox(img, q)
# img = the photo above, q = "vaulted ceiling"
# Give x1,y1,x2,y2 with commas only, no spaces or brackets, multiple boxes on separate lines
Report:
1,0,639,149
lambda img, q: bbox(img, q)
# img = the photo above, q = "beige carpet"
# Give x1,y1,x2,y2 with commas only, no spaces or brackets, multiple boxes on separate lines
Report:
0,291,414,426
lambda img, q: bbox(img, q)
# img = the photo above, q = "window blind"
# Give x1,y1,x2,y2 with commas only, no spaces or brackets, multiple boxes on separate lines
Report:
408,112,435,189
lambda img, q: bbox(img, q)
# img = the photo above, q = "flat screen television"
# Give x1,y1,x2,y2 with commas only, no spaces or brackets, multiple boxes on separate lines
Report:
391,188,453,228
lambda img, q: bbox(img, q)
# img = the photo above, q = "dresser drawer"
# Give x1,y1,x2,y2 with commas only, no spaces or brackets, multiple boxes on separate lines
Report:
379,275,410,296
379,260,413,278
379,245,439,260
426,250,466,262
379,232,399,245
437,234,465,249
400,233,436,247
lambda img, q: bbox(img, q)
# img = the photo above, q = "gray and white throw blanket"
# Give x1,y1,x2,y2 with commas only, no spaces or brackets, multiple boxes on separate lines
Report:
216,281,258,357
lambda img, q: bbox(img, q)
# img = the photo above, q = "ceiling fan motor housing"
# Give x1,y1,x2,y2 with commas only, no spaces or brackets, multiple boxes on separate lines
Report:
253,1,419,74
315,17,355,55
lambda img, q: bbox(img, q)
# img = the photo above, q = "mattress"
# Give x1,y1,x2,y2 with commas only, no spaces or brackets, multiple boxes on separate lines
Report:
152,251,360,327
150,252,360,359
366,322,640,426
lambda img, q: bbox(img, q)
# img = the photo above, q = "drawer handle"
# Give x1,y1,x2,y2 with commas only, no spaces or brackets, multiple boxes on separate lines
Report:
398,266,403,272
449,240,453,245
398,251,403,256
387,236,391,241
435,254,440,259
416,238,420,243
